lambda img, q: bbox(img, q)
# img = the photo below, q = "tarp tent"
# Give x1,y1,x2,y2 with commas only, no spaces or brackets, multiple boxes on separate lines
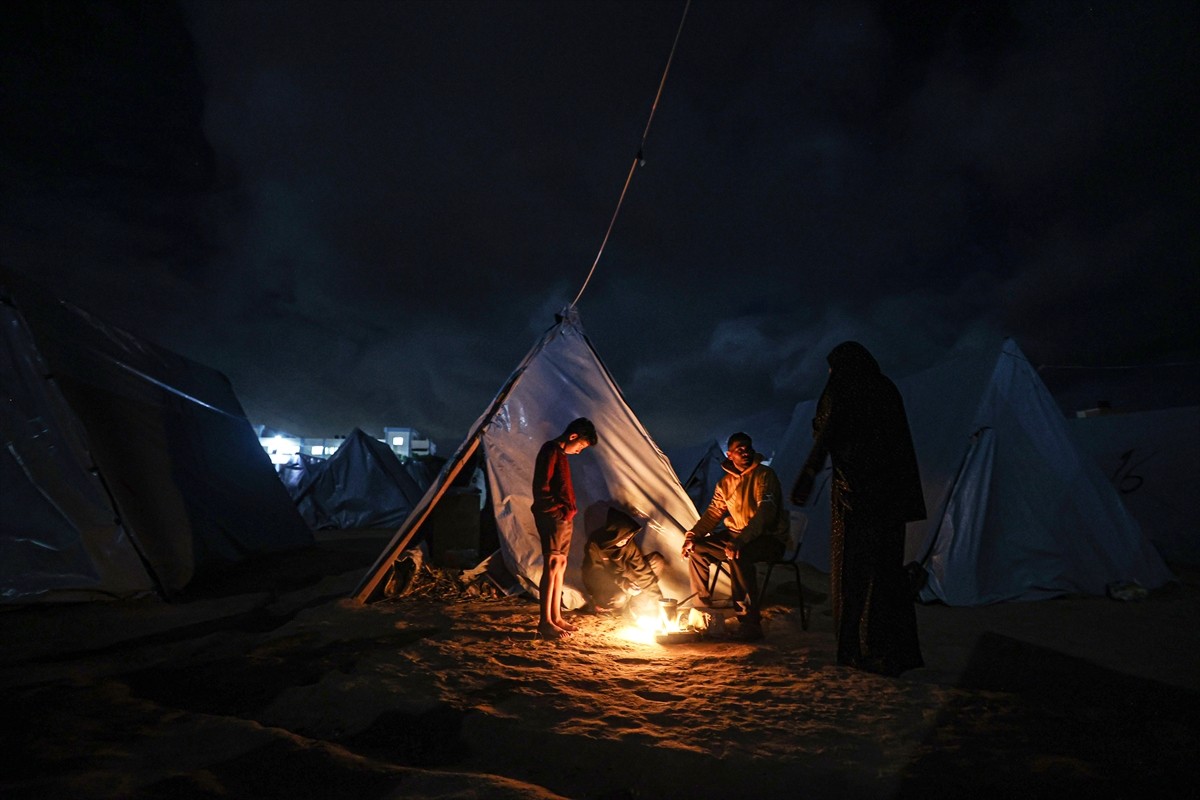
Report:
354,307,699,607
292,427,425,530
1068,406,1200,565
403,456,444,495
769,338,1174,605
678,439,726,516
1,267,313,602
275,451,326,500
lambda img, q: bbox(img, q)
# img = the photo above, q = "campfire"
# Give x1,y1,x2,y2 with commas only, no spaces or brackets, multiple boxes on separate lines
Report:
653,597,703,644
620,596,703,645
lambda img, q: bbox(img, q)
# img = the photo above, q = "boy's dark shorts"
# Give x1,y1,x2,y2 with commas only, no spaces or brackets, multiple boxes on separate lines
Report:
534,511,573,556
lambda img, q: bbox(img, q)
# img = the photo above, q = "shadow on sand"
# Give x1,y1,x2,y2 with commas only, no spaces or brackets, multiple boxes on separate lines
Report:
898,630,1200,797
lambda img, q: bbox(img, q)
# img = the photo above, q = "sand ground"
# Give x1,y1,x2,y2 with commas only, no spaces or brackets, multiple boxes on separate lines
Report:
2,530,1198,799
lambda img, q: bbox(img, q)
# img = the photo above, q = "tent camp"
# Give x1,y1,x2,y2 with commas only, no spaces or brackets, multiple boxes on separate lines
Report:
769,338,1175,605
354,307,700,607
1068,405,1200,566
291,427,425,530
1,267,313,602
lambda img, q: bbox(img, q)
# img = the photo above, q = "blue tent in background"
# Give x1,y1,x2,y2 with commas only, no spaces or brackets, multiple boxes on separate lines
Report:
678,439,726,516
293,428,424,530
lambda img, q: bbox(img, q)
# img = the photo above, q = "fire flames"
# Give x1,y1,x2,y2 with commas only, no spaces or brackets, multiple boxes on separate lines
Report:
616,596,686,644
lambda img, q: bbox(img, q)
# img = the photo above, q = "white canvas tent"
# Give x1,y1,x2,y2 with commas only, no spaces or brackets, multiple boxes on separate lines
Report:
1069,406,1200,565
354,308,699,606
1,267,313,602
769,338,1175,605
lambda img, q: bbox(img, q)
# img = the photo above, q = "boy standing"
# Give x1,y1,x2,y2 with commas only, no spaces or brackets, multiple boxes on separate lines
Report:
531,417,598,639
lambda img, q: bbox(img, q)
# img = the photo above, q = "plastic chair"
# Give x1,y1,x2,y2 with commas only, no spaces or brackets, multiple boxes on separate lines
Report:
755,513,809,630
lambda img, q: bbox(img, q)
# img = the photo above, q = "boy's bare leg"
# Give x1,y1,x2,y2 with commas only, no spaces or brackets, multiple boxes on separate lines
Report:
549,563,578,631
538,554,572,639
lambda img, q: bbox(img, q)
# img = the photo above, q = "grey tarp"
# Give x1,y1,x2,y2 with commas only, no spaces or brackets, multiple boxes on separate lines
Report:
1069,405,1200,565
1,267,312,602
293,427,424,530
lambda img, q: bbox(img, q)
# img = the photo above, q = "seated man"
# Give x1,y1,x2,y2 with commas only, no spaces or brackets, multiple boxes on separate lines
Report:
582,507,665,615
681,432,789,640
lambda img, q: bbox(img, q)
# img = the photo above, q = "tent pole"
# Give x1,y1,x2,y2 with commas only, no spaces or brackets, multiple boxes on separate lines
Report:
352,436,481,604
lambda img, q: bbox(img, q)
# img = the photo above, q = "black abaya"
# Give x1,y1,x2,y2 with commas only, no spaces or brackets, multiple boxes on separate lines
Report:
792,341,925,674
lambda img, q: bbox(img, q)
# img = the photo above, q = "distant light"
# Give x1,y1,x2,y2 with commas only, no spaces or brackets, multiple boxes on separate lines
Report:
271,436,299,455
312,445,324,456
392,436,405,447
260,435,300,466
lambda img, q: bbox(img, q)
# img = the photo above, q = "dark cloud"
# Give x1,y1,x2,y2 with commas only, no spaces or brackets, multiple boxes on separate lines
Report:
2,0,1196,457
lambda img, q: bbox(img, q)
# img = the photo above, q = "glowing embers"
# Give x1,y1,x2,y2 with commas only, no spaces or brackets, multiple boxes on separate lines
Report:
616,596,703,645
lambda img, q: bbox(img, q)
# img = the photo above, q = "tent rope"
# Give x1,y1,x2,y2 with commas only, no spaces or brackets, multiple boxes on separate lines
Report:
570,0,691,308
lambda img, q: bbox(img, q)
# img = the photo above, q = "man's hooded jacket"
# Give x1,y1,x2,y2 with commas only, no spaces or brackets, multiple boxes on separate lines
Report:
582,507,663,608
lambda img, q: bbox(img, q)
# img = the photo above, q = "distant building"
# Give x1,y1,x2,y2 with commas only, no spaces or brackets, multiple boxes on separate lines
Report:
258,432,301,465
301,435,347,457
382,426,437,458
256,426,436,463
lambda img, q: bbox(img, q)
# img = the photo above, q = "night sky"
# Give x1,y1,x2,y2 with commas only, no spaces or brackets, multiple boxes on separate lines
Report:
3,0,1197,456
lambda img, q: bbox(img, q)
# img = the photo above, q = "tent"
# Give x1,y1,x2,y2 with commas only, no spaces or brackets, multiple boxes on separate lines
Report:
1068,406,1200,565
769,338,1175,605
292,427,425,530
403,455,444,494
275,451,326,499
677,439,726,516
1,267,313,602
354,307,700,607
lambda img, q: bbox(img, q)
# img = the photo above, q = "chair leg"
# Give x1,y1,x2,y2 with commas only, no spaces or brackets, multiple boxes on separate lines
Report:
755,563,776,608
706,561,733,604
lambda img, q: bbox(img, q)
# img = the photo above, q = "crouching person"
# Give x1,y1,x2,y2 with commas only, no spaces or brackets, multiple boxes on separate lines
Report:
582,507,665,617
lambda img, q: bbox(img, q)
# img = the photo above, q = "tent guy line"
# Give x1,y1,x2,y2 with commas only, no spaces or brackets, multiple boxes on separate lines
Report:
571,0,690,308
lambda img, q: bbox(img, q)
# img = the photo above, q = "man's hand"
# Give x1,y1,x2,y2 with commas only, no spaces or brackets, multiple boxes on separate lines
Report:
724,542,738,561
681,531,696,559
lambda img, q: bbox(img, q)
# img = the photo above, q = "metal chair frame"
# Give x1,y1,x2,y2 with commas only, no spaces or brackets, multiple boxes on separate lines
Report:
701,527,809,630
756,540,809,630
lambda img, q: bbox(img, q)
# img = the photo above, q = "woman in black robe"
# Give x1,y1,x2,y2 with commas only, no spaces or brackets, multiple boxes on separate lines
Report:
791,341,925,675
